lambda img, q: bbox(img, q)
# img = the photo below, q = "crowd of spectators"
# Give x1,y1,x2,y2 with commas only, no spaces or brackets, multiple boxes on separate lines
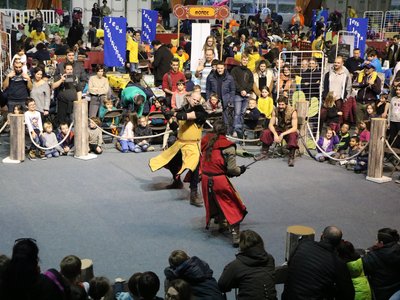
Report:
1,227,400,300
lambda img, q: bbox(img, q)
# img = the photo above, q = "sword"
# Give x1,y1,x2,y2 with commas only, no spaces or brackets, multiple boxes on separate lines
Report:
244,154,268,169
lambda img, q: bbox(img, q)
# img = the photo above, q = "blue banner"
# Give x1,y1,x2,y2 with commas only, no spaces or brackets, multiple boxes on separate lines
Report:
104,17,126,67
347,18,368,57
311,9,328,42
141,9,158,46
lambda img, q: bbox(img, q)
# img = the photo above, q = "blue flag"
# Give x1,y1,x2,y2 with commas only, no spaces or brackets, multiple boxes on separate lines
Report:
347,18,368,57
104,17,126,67
141,9,158,45
311,9,328,42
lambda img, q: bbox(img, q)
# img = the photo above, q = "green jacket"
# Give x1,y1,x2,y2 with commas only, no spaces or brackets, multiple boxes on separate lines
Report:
347,258,372,300
121,85,147,117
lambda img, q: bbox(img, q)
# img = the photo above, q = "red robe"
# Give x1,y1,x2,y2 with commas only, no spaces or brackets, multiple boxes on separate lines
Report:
200,134,247,227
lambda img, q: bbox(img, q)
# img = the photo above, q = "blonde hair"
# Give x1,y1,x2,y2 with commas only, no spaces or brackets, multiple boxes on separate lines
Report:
323,91,336,108
43,121,53,131
202,35,216,52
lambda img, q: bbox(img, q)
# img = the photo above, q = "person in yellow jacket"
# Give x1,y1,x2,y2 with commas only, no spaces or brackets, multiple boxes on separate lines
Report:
173,46,189,72
149,91,208,207
347,6,358,18
126,29,140,72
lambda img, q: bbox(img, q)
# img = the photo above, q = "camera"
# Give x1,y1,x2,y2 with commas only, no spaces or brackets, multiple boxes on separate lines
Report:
64,74,74,83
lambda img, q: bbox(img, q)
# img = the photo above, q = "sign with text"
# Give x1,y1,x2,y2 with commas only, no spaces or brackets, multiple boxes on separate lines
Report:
347,18,368,57
104,17,126,67
173,5,229,20
141,9,158,46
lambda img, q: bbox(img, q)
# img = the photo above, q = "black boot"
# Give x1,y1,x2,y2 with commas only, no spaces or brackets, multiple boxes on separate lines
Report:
256,145,269,160
288,149,295,167
166,177,183,189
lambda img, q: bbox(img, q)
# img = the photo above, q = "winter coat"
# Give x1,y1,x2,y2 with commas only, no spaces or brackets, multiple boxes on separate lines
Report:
346,258,372,300
206,71,236,108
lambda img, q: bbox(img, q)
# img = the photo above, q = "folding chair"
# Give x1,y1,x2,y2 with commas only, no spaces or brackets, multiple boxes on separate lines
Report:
148,111,167,145
101,109,123,143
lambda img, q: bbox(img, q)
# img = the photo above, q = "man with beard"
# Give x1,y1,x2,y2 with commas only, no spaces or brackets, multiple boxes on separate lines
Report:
2,60,32,112
149,92,207,207
258,96,298,166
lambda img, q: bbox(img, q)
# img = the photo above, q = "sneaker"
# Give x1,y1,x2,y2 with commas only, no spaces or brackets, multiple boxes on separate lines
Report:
147,146,155,151
28,150,37,160
39,151,46,159
318,157,325,162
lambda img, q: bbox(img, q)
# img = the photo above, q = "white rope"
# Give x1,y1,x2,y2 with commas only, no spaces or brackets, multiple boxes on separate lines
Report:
226,135,260,143
92,121,173,141
306,122,369,161
0,121,8,134
28,122,74,151
384,138,400,161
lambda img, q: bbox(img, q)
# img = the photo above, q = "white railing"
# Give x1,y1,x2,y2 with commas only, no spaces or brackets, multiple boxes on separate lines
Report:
363,11,384,40
383,10,400,39
0,9,56,28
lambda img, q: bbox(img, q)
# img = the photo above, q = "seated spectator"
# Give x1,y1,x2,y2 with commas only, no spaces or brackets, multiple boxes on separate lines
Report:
60,255,88,300
337,240,372,300
315,128,339,163
30,27,46,46
99,99,120,128
362,228,400,300
243,97,261,131
137,271,163,300
278,65,293,94
117,113,136,153
57,122,75,155
218,230,277,300
164,250,224,300
115,272,142,300
357,120,370,143
322,91,342,133
203,93,222,115
134,116,153,153
149,97,169,125
88,117,103,154
339,135,360,169
171,80,187,110
257,86,274,127
33,42,50,63
24,98,45,160
335,123,351,156
366,104,378,121
282,226,355,300
41,121,62,158
165,279,192,300
88,276,112,300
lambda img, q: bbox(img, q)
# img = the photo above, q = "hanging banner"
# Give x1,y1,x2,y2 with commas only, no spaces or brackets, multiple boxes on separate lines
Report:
173,5,229,20
347,18,368,57
311,9,328,42
141,9,158,46
103,17,126,67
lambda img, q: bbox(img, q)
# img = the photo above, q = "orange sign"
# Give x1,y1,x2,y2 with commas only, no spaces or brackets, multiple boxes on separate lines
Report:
173,5,229,20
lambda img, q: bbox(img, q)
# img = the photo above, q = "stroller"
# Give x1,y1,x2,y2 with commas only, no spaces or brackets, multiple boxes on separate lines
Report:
72,7,83,23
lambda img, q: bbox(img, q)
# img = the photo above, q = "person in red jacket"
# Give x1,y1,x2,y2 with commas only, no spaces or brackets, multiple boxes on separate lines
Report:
200,120,247,247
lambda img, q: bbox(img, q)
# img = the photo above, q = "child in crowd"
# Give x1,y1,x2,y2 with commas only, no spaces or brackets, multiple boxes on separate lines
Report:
173,46,188,72
134,116,153,153
337,240,372,300
136,271,163,300
149,97,169,125
339,135,360,169
203,93,222,114
243,98,261,131
57,122,74,155
99,99,120,127
336,123,351,156
184,70,194,92
13,105,24,114
115,272,142,300
88,276,112,300
171,80,187,110
323,91,342,132
12,46,28,73
357,120,370,143
257,86,274,127
315,128,339,163
88,117,103,154
41,121,62,158
376,92,389,118
366,104,378,120
24,98,45,160
117,113,136,153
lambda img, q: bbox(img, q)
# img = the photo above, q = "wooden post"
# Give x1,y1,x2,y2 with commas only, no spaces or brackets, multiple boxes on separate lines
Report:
295,100,309,155
3,114,25,163
285,225,315,261
177,19,181,42
74,100,96,160
80,258,94,282
220,20,225,60
366,118,392,183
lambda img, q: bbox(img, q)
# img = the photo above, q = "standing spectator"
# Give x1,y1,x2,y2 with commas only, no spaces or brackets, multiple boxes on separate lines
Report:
88,65,109,117
230,55,254,138
67,20,84,48
52,62,82,124
218,230,277,299
301,57,321,99
386,35,400,69
162,57,186,107
127,29,141,73
134,116,153,153
91,3,101,28
151,40,173,87
174,47,188,72
388,86,400,147
282,226,355,300
362,228,400,300
347,6,358,18
322,56,352,103
164,250,224,300
206,61,236,132
171,80,187,110
55,49,88,85
160,0,171,30
2,60,32,112
101,0,112,19
30,67,51,121
345,48,365,77
87,22,98,46
195,48,214,98
252,60,274,99
29,12,43,32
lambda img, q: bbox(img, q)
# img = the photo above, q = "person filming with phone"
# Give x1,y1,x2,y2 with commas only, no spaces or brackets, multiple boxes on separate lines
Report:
52,62,82,125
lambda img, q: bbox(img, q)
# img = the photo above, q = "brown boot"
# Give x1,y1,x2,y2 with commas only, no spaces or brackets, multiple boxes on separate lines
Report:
288,149,295,167
256,145,269,160
231,224,240,248
190,189,203,207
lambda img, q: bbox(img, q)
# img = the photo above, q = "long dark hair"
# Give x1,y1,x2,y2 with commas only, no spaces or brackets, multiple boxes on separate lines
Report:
205,120,227,161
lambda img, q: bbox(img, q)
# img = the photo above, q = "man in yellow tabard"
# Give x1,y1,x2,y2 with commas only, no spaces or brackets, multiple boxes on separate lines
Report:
149,91,207,207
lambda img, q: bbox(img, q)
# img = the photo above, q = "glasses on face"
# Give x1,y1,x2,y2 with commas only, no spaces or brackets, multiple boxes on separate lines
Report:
14,238,37,245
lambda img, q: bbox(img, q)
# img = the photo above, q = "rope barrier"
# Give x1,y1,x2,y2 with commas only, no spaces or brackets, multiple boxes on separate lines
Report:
0,121,8,134
226,135,260,143
28,122,74,151
306,122,369,162
384,138,400,162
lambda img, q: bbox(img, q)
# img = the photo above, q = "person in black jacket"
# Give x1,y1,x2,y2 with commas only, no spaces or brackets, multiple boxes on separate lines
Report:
164,250,224,300
282,226,355,300
362,227,400,300
218,230,277,300
151,40,174,87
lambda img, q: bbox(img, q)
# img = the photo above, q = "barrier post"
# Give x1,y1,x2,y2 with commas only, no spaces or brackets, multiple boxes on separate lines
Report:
366,118,391,183
2,114,25,163
285,225,315,261
74,100,97,160
296,100,309,155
